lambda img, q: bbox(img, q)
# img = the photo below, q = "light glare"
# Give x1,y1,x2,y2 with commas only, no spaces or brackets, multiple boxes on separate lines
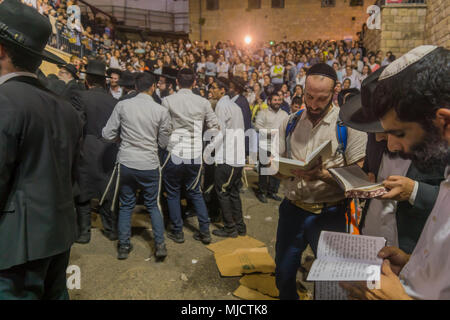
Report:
244,36,252,44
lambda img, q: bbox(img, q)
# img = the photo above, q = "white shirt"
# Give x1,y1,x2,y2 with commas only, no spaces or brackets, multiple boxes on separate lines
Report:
216,61,230,78
362,153,412,247
212,95,246,167
110,86,123,100
400,167,450,300
102,93,171,171
162,89,219,160
278,105,367,204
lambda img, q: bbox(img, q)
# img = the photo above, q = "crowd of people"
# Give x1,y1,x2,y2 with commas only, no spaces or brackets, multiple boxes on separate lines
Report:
22,0,115,56
1,0,449,302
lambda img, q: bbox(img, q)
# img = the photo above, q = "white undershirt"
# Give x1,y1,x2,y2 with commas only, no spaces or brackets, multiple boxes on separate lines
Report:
362,153,412,247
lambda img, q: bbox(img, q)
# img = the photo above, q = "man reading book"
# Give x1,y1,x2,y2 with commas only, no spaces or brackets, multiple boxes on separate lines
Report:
339,63,445,254
274,63,368,300
339,46,450,300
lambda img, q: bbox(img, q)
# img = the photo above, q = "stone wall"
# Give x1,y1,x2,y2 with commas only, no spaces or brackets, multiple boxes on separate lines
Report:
379,4,427,58
425,0,450,48
189,0,371,43
363,29,382,55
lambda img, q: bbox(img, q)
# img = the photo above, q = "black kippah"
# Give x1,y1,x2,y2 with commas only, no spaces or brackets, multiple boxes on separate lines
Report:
306,63,337,82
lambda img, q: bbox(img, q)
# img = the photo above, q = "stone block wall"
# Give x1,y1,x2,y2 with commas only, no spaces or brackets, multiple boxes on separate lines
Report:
425,0,450,48
363,28,382,55
379,4,427,58
189,0,372,43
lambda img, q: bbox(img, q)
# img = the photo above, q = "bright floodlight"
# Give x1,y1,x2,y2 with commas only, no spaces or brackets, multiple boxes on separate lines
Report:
244,36,252,44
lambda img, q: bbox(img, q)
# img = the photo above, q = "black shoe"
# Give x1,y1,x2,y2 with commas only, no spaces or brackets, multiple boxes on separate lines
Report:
117,244,133,260
255,192,268,203
75,232,91,244
209,214,222,223
212,227,238,238
155,243,167,260
237,228,247,236
167,231,185,244
101,229,118,241
267,193,282,201
193,231,212,245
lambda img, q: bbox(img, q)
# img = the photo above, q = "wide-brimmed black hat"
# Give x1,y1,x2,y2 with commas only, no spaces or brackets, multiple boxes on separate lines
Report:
162,67,178,80
106,68,122,78
84,60,109,78
230,76,246,92
59,63,79,80
339,67,386,133
0,0,65,65
118,71,136,88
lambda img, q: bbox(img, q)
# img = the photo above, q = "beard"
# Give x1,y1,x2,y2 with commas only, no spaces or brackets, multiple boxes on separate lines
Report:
305,98,333,123
388,124,450,172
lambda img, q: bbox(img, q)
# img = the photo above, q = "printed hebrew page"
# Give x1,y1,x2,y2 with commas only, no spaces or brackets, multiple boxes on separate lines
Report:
306,231,386,281
306,259,381,281
317,231,386,264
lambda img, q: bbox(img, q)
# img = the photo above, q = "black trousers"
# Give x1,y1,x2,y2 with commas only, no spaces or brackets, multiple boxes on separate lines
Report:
0,250,71,300
76,197,118,237
258,161,280,195
204,163,221,221
214,164,246,233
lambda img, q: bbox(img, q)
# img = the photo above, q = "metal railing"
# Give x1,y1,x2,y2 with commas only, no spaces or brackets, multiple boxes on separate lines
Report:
48,22,103,58
80,5,189,33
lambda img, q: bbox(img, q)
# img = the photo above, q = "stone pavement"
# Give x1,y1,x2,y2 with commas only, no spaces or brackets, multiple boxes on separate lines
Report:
68,171,314,300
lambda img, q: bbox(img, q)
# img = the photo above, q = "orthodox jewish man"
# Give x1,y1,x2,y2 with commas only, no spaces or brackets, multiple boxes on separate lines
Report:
70,60,119,243
0,0,82,299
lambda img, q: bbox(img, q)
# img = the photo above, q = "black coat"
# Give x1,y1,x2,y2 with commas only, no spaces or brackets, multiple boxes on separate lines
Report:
62,79,85,100
0,76,82,270
71,87,119,203
233,94,252,155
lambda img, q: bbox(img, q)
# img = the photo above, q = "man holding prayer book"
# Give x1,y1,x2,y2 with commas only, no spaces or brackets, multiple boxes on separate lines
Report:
274,63,368,300
339,65,445,253
339,46,450,300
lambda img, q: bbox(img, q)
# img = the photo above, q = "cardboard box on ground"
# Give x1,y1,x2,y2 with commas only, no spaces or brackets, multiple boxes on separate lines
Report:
206,236,312,300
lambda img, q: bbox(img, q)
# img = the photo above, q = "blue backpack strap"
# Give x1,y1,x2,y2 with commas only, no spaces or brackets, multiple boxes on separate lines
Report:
336,116,348,164
285,109,304,158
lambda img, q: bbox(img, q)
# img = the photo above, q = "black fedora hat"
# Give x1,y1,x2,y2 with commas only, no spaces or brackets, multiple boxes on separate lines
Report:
339,67,386,133
117,71,136,88
84,60,109,78
106,68,122,78
59,63,79,80
162,66,178,80
0,0,65,65
230,76,246,92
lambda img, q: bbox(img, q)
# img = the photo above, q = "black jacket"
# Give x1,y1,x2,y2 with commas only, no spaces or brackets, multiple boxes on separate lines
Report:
71,87,118,202
0,76,82,270
233,94,252,155
62,79,85,100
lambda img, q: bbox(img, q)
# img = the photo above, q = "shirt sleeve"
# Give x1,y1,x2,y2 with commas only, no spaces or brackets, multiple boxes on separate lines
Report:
408,181,419,206
253,109,265,131
204,99,219,130
344,127,367,165
158,109,172,150
102,103,122,141
215,103,229,134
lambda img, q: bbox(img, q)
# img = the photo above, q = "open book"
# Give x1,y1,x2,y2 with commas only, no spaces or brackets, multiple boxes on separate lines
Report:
273,140,332,176
307,231,386,300
328,164,388,199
